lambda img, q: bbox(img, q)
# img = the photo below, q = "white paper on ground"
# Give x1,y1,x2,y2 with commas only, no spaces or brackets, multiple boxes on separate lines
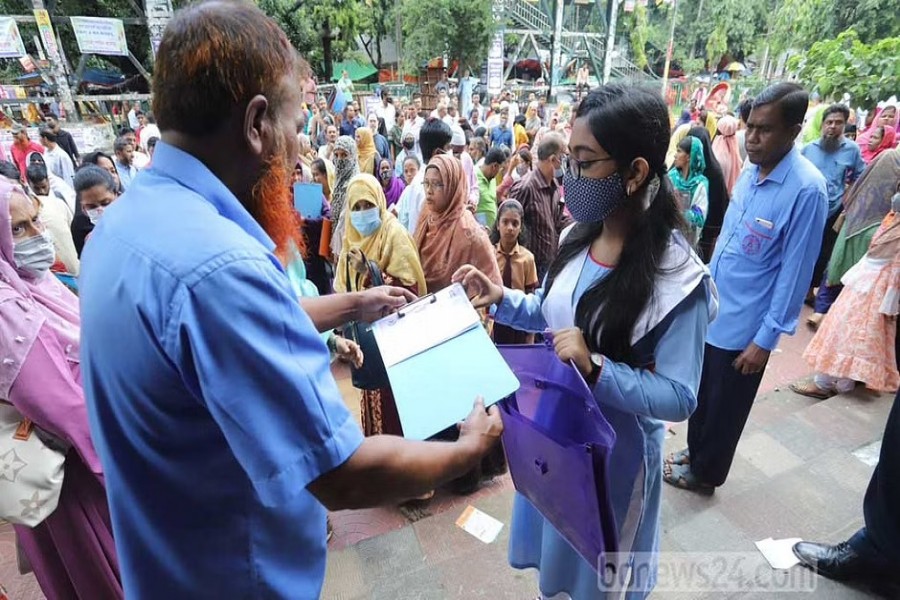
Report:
754,537,803,569
456,506,504,544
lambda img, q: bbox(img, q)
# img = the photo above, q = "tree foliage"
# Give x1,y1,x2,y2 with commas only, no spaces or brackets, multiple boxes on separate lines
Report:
399,0,497,73
787,30,900,107
769,0,900,55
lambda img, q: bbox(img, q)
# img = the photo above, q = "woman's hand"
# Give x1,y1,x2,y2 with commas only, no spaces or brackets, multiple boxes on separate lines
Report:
452,265,503,309
552,327,592,378
333,336,364,368
349,248,367,275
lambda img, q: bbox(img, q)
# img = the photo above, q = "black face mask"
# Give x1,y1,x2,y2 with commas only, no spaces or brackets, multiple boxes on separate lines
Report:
403,141,415,150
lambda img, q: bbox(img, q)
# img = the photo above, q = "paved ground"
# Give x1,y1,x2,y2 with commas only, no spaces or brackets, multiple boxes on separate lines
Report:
2,307,895,598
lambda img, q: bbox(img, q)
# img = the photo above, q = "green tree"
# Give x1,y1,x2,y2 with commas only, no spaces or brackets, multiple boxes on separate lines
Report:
399,0,497,73
787,30,900,107
769,0,900,55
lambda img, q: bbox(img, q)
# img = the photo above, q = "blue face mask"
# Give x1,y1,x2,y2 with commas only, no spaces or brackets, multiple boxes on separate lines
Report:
562,171,626,223
350,207,382,236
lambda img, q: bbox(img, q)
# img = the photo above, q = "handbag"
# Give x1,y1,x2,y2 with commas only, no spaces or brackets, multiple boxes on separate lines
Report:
0,402,66,527
497,344,618,571
344,251,391,390
319,218,333,260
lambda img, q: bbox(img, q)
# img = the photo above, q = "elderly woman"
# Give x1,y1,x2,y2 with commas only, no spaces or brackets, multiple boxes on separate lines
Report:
0,180,122,598
336,174,426,436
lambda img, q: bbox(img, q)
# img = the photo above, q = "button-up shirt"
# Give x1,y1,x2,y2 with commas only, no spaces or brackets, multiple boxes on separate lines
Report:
79,141,363,598
708,147,828,351
508,168,573,279
800,137,866,216
114,159,137,190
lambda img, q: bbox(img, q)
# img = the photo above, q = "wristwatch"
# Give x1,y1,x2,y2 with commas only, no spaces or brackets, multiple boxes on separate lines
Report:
587,352,604,385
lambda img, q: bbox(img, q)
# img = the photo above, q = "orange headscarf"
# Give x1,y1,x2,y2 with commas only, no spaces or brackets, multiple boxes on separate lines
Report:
414,154,502,292
356,128,377,175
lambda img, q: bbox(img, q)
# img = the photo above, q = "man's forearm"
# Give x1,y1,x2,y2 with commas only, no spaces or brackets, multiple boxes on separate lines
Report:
299,294,360,332
309,436,482,511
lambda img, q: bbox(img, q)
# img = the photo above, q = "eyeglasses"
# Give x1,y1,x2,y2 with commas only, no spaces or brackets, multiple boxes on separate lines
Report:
566,154,615,179
423,180,444,191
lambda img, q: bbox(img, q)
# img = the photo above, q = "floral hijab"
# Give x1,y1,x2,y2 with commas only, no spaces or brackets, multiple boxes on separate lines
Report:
330,136,359,223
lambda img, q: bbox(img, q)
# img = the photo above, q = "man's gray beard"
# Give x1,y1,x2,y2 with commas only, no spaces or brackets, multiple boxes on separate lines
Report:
822,136,841,152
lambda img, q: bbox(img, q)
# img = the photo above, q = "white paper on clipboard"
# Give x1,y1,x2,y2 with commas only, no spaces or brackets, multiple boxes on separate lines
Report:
372,283,480,367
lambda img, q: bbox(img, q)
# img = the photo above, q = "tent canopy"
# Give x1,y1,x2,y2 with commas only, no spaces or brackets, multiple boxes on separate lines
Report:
331,60,378,82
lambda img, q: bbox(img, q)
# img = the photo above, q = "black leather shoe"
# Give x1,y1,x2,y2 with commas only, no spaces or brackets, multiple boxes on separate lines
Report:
792,540,895,582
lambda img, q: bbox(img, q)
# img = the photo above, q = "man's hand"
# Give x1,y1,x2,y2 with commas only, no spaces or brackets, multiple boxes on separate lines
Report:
353,286,416,322
333,336,363,368
552,327,592,377
458,398,503,456
733,342,770,375
451,265,503,309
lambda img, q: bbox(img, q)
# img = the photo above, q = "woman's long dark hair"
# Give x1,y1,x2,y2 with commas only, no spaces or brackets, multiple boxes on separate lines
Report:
687,126,729,259
545,85,683,365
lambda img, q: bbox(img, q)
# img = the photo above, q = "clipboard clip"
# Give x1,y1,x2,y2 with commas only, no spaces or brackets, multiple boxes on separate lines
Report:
397,293,437,318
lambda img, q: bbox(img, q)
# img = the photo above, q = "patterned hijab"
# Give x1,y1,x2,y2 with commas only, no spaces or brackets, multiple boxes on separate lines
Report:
843,149,900,239
335,174,426,294
413,154,501,292
0,180,80,399
330,136,359,223
668,136,709,200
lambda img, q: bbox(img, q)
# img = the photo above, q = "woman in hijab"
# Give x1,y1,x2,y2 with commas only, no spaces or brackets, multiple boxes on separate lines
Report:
0,180,122,598
335,174,426,436
355,127,381,177
668,136,709,247
665,123,692,168
378,158,406,208
809,150,900,320
310,157,336,205
415,153,501,293
859,103,898,163
525,101,542,142
712,115,742,194
688,125,730,262
863,126,897,165
329,136,360,259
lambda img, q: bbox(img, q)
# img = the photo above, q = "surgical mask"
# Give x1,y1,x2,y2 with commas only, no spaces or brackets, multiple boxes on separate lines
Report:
85,207,104,225
892,192,900,213
563,171,626,223
14,230,55,278
554,167,565,179
350,207,381,237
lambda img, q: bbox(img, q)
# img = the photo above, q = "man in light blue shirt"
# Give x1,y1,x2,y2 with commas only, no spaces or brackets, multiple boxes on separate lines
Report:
79,3,502,597
665,83,828,492
801,104,867,320
112,135,137,190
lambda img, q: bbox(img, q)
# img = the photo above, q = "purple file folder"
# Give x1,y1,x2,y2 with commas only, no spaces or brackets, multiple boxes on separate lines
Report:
497,344,618,571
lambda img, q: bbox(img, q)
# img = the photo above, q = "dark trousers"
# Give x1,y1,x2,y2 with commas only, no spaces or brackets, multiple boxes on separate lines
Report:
687,344,766,487
810,211,840,289
813,270,843,314
859,389,900,564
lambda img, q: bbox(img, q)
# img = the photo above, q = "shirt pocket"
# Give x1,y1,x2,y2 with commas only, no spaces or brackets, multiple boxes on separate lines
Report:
737,215,780,262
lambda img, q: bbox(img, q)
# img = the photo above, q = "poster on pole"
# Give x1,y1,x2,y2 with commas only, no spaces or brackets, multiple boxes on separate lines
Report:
33,10,61,60
0,17,26,58
487,58,504,96
70,16,129,56
146,0,174,57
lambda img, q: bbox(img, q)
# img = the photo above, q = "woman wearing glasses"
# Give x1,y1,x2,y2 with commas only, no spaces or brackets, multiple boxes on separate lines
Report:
453,85,718,599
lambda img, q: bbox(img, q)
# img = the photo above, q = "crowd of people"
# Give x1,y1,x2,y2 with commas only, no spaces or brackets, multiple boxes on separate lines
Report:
1,1,898,599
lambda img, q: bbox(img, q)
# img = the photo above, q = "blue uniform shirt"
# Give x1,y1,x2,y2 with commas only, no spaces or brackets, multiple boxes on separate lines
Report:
708,147,828,352
80,141,364,598
800,137,866,216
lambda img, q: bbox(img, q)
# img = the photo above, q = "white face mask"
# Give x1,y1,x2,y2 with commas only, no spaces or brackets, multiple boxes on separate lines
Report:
85,206,104,225
14,230,55,278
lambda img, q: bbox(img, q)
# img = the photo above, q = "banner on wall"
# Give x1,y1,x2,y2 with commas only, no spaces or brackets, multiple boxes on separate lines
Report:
145,0,174,56
0,17,26,58
70,16,129,56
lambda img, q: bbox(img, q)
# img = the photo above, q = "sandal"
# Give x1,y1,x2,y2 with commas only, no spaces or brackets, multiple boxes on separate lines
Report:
806,313,824,329
663,463,714,494
789,380,835,400
665,448,690,466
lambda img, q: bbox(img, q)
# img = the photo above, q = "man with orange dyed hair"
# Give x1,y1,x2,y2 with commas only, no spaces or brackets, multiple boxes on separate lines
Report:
78,1,503,597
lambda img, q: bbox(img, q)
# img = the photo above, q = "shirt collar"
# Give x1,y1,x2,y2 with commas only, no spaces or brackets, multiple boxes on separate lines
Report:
497,242,521,256
149,141,274,252
751,145,798,186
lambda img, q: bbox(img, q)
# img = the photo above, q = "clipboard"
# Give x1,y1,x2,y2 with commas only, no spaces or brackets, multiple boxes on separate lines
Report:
293,182,323,218
371,283,520,440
